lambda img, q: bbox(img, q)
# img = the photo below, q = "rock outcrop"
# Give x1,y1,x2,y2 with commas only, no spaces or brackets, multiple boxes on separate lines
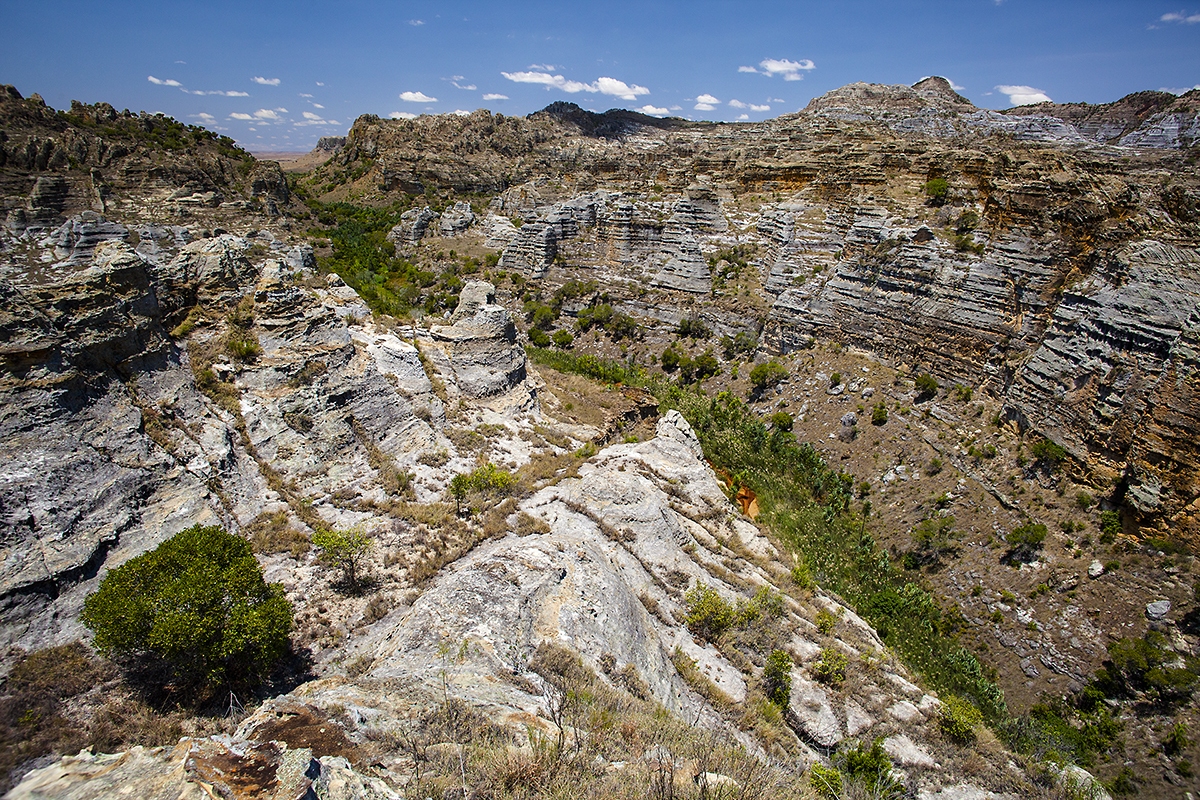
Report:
429,280,530,401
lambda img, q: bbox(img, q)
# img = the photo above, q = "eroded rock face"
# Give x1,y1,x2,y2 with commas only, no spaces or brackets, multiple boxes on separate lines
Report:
429,280,530,400
0,232,528,654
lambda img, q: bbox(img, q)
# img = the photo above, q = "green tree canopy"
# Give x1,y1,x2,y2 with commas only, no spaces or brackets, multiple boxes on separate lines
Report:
81,524,293,698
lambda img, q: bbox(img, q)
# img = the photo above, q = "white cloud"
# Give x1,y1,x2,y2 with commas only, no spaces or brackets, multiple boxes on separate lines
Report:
669,105,682,111
190,112,216,122
452,109,471,116
148,76,182,87
1161,84,1200,94
230,112,254,120
594,76,649,99
389,111,418,119
253,76,281,86
400,90,438,102
694,93,719,111
302,111,322,120
299,92,313,98
482,93,509,100
1161,11,1200,23
738,65,758,73
252,108,285,120
500,71,649,100
189,89,251,96
409,18,424,25
312,102,324,109
296,111,342,126
749,103,770,112
728,99,747,108
316,81,325,86
769,97,784,103
757,58,816,81
175,60,186,64
528,63,556,71
996,84,1052,105
452,81,477,90
637,104,669,116
737,113,749,120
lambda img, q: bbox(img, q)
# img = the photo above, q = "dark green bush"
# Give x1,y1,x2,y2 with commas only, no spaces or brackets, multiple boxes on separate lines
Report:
1030,439,1068,469
924,178,949,205
551,329,574,349
749,360,788,397
914,373,939,400
770,411,794,431
871,402,889,425
81,525,293,697
528,327,551,347
1100,510,1122,543
675,317,711,339
938,695,983,743
764,649,793,707
1006,522,1048,563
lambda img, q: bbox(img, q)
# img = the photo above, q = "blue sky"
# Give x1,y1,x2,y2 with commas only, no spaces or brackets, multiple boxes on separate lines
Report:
1,0,1197,151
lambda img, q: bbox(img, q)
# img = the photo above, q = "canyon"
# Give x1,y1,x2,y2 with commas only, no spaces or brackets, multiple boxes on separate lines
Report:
1,77,1199,797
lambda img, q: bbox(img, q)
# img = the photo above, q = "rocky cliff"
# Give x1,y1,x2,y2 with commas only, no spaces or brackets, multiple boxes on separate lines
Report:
4,79,1200,798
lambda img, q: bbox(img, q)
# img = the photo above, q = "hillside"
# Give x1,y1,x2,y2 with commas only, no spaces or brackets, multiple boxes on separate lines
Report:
2,78,1199,798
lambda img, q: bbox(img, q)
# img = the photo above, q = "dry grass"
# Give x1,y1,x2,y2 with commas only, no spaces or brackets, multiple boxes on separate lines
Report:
246,510,311,558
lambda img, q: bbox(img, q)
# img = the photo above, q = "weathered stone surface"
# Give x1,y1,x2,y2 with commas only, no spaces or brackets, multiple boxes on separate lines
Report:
429,280,529,399
438,200,476,237
498,221,557,278
1146,599,1171,620
386,205,439,246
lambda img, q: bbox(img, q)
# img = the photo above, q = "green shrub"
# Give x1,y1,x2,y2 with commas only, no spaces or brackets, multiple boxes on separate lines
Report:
680,349,720,384
226,335,262,362
720,330,758,360
1164,722,1190,756
1030,439,1068,468
910,515,960,564
683,583,736,641
749,360,788,397
675,317,711,339
770,411,794,431
938,695,984,743
813,647,848,685
924,178,949,205
830,372,842,387
871,402,889,425
528,327,551,347
1006,522,1047,563
764,649,793,707
448,462,517,513
914,373,938,400
80,525,293,697
660,345,682,372
815,608,838,635
952,384,973,402
1100,510,1121,543
791,560,815,591
809,762,842,799
551,329,574,349
312,526,374,590
839,737,901,797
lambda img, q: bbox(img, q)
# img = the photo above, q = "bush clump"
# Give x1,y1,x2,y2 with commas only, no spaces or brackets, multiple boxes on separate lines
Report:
812,647,848,685
938,694,984,743
80,524,293,698
764,649,793,708
749,360,788,397
683,583,737,641
1005,522,1048,563
914,373,939,401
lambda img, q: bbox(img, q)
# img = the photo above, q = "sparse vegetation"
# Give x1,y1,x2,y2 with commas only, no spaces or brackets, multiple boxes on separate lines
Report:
312,526,375,591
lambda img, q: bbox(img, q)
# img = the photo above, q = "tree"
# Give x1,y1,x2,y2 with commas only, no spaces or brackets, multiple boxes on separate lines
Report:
749,360,788,397
312,526,374,590
81,525,293,698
